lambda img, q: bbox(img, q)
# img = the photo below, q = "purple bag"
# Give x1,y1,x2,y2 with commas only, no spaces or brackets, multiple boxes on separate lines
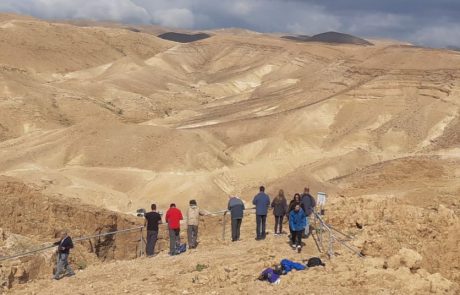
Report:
259,268,280,284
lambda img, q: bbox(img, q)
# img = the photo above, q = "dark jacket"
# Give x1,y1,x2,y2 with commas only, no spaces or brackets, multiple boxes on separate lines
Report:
54,236,74,254
271,198,288,216
252,192,270,215
228,197,245,219
300,193,316,216
288,200,304,214
289,209,307,231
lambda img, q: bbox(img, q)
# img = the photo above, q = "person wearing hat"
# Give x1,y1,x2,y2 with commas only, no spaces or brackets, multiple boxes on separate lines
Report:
187,199,207,249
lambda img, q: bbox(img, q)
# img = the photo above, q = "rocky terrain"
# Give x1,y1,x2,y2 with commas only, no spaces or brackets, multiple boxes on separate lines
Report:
0,13,459,294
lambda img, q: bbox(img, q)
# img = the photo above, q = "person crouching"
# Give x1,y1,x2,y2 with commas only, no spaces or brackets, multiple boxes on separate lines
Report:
289,204,306,253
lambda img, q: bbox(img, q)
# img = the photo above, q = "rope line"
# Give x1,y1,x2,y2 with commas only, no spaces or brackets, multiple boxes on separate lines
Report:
0,226,144,262
313,212,363,258
0,207,358,262
0,208,252,262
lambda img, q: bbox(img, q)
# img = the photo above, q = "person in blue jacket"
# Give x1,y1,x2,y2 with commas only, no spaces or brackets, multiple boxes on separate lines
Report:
289,204,306,253
252,186,270,240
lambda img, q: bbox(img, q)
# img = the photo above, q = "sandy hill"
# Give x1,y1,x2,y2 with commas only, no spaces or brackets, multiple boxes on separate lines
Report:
0,13,459,294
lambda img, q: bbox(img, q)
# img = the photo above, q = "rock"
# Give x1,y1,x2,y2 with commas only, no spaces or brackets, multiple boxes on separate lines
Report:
398,248,422,270
427,273,458,294
387,248,422,271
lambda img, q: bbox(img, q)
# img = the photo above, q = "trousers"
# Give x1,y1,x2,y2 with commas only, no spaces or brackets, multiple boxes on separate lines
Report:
54,253,74,279
146,230,158,256
169,228,180,255
187,225,198,248
256,215,267,238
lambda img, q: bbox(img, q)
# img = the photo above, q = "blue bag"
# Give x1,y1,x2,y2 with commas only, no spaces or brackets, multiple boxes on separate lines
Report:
280,259,306,273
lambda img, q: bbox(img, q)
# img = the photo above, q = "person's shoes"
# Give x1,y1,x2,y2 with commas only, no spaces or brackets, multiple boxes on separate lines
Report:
53,276,60,280
66,273,75,277
291,244,296,250
297,245,302,253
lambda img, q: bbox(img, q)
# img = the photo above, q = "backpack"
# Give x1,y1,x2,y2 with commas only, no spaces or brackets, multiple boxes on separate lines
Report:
177,243,187,254
258,268,280,284
305,257,325,267
280,259,306,273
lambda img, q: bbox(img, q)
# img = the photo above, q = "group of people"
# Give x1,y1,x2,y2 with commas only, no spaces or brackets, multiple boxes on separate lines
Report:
52,186,316,279
143,185,316,257
229,186,316,253
144,200,207,256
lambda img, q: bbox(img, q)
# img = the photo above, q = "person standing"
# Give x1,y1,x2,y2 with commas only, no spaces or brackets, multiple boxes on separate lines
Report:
144,203,162,257
289,204,307,253
165,203,183,255
300,187,316,237
288,193,303,213
252,186,270,240
228,195,245,242
287,193,303,239
271,189,288,235
187,200,207,249
53,230,75,280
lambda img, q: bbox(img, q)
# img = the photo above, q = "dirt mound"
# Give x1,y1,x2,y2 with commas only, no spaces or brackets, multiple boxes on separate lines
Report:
280,35,310,42
282,31,373,45
309,31,373,45
0,15,172,73
0,176,158,290
158,32,211,43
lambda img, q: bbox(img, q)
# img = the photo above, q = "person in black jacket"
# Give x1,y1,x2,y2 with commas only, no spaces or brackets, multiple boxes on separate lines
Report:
228,195,245,242
144,204,162,256
53,230,75,280
288,193,303,213
300,187,316,237
271,189,288,235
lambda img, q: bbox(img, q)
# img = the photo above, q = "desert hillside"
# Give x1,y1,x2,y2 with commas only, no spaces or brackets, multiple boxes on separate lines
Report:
0,14,459,294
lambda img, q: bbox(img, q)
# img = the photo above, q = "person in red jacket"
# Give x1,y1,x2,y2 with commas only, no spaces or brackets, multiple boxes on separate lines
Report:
165,203,183,255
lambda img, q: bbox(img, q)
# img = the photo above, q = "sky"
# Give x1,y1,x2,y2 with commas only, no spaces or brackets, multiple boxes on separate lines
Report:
1,0,459,48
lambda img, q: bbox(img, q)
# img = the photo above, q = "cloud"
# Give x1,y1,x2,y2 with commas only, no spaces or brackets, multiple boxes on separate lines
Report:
152,8,194,28
413,24,460,48
0,0,151,23
0,0,459,47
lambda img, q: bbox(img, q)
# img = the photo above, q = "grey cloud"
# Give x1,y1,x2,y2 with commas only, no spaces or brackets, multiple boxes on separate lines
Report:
1,0,459,48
